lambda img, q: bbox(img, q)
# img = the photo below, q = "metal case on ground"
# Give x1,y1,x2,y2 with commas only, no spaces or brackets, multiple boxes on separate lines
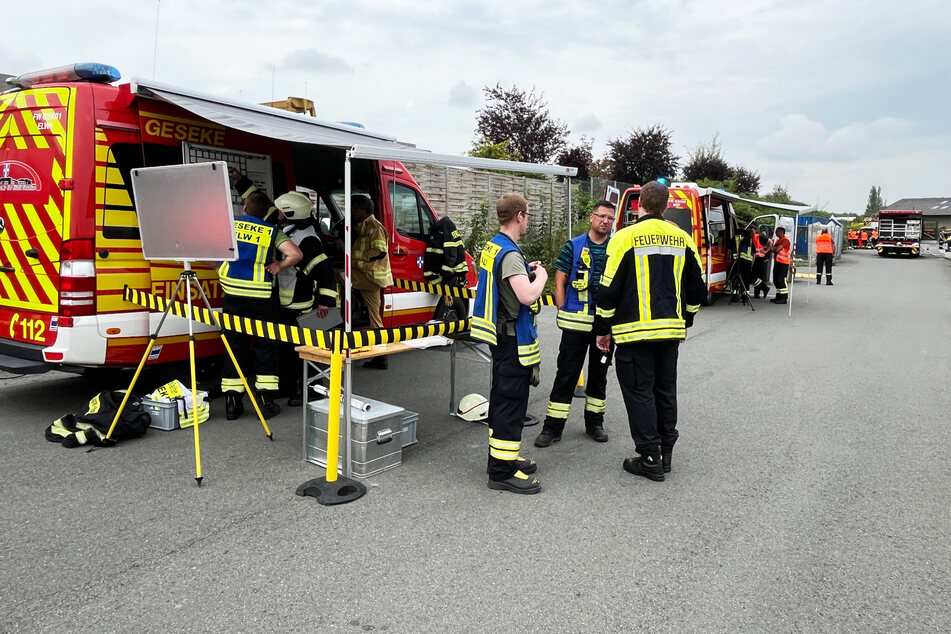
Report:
305,396,406,478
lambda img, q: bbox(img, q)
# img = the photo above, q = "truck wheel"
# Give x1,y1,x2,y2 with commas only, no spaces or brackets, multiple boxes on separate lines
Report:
434,297,468,322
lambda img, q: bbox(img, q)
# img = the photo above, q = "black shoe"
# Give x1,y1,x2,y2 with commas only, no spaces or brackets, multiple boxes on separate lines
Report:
487,471,541,494
256,393,281,419
826,279,833,286
363,356,388,370
225,392,244,421
534,428,561,448
623,454,665,481
661,450,672,474
585,426,609,442
486,456,537,475
753,291,760,299
287,388,304,407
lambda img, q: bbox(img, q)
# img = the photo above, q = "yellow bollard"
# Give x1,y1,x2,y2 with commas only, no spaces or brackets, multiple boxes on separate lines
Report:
325,337,344,483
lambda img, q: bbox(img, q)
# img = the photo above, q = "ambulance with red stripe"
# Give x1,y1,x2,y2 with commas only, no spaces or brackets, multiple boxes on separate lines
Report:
0,63,474,374
614,182,738,304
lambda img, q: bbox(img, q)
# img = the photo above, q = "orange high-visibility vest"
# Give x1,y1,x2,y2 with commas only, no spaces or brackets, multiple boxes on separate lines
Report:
776,237,791,264
816,233,835,254
753,232,766,258
848,230,857,240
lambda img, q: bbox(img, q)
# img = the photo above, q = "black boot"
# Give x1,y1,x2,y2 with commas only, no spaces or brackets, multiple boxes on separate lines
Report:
623,453,665,481
363,356,388,370
826,276,833,286
534,425,562,448
287,379,304,407
661,449,673,474
256,392,281,419
225,392,244,421
584,422,609,442
816,274,822,284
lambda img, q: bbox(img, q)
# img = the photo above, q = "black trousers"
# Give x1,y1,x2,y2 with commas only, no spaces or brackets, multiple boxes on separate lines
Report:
543,329,612,433
615,340,680,455
816,253,833,277
773,262,789,296
221,294,280,393
487,334,531,481
752,256,769,293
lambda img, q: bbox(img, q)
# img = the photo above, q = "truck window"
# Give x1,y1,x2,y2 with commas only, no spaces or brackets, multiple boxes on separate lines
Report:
102,143,144,240
389,182,434,239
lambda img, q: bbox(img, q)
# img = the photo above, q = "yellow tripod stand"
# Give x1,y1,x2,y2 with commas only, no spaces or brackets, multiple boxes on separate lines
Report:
105,263,273,486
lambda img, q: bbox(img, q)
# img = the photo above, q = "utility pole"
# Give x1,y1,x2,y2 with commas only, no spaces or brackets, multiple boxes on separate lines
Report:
152,0,161,79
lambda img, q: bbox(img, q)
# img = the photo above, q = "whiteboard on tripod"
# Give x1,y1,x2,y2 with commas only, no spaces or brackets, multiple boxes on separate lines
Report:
131,161,238,262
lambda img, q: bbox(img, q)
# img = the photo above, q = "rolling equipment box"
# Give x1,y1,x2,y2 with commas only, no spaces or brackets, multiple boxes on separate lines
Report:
305,395,418,478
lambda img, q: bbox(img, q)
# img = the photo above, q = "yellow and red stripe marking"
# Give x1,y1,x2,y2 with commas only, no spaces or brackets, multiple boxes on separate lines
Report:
0,87,72,312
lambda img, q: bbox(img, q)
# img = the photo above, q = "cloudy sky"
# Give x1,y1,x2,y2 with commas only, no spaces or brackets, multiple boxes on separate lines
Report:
5,0,950,213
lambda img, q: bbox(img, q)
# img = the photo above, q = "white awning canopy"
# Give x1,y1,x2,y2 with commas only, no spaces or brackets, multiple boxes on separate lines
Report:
705,187,816,214
129,77,577,177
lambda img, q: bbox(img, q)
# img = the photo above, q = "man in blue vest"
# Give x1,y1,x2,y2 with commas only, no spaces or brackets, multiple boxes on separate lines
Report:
534,201,615,448
471,193,548,494
219,187,302,420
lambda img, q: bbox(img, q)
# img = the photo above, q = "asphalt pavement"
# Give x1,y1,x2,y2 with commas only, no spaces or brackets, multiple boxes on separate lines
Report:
2,246,949,633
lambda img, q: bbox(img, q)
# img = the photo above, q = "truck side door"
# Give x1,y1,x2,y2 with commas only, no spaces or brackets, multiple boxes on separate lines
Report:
383,178,435,326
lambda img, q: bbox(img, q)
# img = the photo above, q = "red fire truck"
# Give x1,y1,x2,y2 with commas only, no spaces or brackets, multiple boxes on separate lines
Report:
875,210,922,257
0,63,478,374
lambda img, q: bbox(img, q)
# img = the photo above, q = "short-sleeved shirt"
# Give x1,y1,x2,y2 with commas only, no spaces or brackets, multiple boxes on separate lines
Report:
554,235,609,294
497,250,528,336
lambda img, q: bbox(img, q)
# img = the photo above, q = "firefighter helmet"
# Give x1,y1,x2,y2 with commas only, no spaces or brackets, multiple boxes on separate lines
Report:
457,393,489,422
274,191,313,220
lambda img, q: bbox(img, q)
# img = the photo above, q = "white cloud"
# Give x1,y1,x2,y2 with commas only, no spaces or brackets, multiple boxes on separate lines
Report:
757,114,913,162
574,114,602,134
448,82,477,108
283,49,352,74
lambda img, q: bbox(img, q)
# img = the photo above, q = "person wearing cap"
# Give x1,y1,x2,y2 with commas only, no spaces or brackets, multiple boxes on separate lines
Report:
351,194,393,370
534,200,614,449
471,193,547,495
272,190,339,405
220,169,302,420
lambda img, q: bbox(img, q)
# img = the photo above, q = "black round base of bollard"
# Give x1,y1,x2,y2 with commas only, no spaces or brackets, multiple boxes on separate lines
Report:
523,413,541,427
295,477,367,506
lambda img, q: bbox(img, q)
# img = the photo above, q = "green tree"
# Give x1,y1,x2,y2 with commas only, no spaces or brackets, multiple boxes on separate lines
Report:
555,136,593,181
474,84,569,164
607,124,679,184
682,134,731,183
865,186,885,215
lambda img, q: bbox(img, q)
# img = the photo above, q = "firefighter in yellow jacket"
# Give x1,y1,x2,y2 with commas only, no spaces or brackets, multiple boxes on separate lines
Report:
351,194,393,369
595,181,705,482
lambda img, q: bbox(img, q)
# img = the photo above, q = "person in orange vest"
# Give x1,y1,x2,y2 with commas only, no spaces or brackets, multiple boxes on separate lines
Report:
815,227,835,285
751,226,773,298
769,227,792,304
871,229,878,246
847,229,858,248
859,230,868,248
